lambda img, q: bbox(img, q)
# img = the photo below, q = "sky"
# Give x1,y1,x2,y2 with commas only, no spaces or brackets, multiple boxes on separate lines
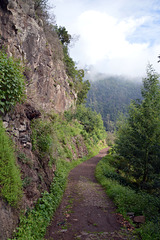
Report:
48,0,160,79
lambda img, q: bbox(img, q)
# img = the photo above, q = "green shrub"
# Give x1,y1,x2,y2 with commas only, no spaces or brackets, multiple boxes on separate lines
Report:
31,119,53,159
55,24,91,105
9,109,106,239
96,155,160,239
18,151,33,168
31,115,83,164
34,0,48,11
10,150,101,240
0,121,22,206
55,26,71,46
64,105,106,142
137,220,160,240
0,50,25,113
63,46,77,79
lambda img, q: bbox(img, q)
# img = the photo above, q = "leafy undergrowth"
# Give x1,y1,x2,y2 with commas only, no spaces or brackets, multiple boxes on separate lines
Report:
0,50,25,113
0,121,22,207
96,154,160,240
9,108,106,240
9,153,101,240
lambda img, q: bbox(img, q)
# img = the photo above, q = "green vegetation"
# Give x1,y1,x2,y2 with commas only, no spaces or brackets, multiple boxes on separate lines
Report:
10,107,106,239
63,44,90,105
96,154,160,240
86,75,142,130
17,151,32,168
56,26,90,105
33,1,90,106
55,26,71,46
64,105,106,144
115,65,160,192
31,119,54,161
95,65,160,239
0,50,25,113
0,121,22,206
11,155,97,240
34,0,48,11
31,106,106,164
77,79,90,105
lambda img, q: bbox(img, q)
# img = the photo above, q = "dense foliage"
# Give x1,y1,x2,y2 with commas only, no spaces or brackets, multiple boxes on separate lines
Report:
34,0,48,10
86,75,142,130
96,155,160,240
10,108,106,239
76,79,90,105
55,26,90,105
31,106,106,162
11,152,102,240
115,65,160,192
64,105,106,143
0,121,22,206
0,50,25,113
55,26,71,46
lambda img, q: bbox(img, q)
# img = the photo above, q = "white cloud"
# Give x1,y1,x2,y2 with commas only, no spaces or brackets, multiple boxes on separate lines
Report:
70,10,154,76
49,0,160,78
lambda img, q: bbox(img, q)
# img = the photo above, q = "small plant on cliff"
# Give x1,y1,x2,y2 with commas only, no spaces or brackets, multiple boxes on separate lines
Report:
55,26,71,46
0,121,22,206
31,119,54,160
0,50,25,114
55,26,90,104
34,0,48,11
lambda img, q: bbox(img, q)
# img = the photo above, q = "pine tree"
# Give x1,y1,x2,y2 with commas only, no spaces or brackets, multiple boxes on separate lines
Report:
115,65,160,190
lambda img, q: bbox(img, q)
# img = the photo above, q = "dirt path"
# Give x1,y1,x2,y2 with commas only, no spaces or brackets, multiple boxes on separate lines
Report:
45,148,136,240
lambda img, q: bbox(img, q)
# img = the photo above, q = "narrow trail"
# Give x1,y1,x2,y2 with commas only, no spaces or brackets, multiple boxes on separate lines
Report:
45,148,136,240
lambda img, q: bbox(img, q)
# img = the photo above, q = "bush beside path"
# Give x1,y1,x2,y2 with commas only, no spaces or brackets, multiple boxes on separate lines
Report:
45,148,137,240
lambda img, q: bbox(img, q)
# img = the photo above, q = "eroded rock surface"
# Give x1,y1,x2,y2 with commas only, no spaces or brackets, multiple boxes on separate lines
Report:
0,0,76,113
0,0,79,239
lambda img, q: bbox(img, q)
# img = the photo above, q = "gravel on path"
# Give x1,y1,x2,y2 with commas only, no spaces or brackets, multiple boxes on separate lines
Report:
45,148,137,240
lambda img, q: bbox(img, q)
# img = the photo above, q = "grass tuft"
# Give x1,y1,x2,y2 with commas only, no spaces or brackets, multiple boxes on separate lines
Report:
0,121,22,207
96,155,160,240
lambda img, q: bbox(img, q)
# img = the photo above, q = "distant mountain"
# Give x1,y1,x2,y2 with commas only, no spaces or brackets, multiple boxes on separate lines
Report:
86,75,142,131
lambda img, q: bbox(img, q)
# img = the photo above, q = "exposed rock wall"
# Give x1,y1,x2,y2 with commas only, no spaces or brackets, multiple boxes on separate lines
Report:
2,103,41,147
0,1,81,239
0,0,77,113
0,103,88,239
0,103,53,240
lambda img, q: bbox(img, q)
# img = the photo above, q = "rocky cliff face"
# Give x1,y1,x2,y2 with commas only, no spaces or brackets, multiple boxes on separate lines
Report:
0,1,80,239
0,0,77,113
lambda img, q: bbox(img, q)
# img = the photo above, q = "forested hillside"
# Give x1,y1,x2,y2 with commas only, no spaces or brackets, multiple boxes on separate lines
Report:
86,75,142,130
96,66,160,239
1,0,160,240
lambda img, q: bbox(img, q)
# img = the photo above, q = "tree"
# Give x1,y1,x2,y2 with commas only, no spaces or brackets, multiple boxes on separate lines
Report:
73,105,106,142
55,25,90,105
86,75,142,130
115,65,160,190
34,0,48,11
77,79,90,105
55,26,71,46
